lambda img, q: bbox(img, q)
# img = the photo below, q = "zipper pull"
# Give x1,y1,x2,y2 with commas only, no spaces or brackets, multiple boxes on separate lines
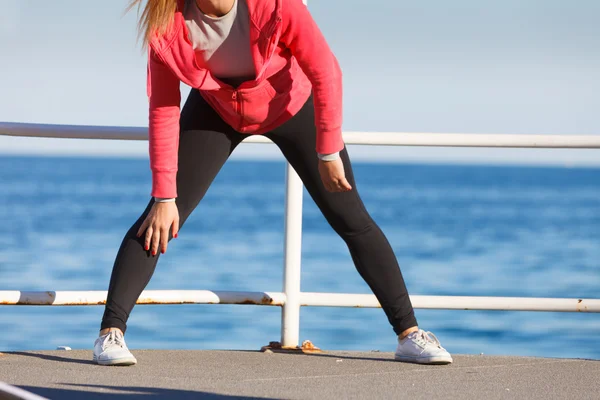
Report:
232,91,237,100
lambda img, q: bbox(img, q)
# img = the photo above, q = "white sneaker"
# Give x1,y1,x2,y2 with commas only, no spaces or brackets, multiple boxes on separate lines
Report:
93,330,137,366
395,329,453,365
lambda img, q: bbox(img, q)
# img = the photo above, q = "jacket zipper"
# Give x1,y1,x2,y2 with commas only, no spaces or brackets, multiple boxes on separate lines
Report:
232,90,243,130
233,13,281,130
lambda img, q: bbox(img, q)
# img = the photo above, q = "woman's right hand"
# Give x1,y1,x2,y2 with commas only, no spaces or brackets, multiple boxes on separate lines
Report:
136,201,180,256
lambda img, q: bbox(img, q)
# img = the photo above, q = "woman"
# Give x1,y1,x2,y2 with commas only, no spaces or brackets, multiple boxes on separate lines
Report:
93,0,453,366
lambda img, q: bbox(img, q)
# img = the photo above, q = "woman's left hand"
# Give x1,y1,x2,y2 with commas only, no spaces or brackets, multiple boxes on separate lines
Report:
318,158,353,192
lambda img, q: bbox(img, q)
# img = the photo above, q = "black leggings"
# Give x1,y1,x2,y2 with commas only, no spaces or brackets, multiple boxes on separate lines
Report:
101,89,418,335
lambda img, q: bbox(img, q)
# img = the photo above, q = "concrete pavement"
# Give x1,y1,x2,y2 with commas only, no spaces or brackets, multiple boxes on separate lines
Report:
1,350,598,399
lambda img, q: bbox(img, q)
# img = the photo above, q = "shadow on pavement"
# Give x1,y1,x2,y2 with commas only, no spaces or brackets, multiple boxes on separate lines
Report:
7,352,95,365
21,384,274,400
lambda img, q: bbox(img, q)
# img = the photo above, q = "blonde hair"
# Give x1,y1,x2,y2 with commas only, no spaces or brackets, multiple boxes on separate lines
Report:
126,0,178,47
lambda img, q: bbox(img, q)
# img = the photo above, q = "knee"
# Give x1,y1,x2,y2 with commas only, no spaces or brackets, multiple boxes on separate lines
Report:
328,213,375,239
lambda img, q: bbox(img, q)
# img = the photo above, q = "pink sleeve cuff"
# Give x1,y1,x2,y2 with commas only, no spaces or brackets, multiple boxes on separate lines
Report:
151,169,178,198
315,129,344,155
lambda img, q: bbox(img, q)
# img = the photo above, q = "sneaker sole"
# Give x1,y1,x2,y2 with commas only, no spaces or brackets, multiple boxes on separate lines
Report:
394,354,453,365
93,355,137,366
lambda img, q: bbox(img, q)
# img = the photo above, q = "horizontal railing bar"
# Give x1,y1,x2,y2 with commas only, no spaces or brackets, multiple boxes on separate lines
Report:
1,122,599,148
341,132,600,148
301,293,600,312
1,290,598,312
0,290,286,306
0,122,148,141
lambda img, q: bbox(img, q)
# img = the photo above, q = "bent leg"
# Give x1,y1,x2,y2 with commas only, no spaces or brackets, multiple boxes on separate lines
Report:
101,90,244,333
265,97,417,334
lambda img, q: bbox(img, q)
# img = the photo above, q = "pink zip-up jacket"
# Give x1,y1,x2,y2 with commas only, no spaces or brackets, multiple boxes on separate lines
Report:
147,0,343,198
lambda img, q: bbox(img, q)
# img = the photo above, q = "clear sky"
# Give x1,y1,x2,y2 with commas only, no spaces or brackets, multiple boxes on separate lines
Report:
0,0,599,166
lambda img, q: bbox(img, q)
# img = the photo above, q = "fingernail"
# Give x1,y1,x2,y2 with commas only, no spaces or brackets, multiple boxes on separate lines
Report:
152,251,156,256
144,246,149,251
174,233,178,238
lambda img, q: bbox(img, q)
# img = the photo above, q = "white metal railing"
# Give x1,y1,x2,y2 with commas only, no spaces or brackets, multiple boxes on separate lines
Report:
2,290,599,312
2,121,600,148
1,121,600,348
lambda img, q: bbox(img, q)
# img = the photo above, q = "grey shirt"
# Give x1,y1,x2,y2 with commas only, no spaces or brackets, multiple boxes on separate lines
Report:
184,0,255,86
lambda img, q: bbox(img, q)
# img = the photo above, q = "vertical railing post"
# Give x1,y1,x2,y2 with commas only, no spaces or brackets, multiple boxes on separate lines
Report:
279,0,308,349
281,162,303,347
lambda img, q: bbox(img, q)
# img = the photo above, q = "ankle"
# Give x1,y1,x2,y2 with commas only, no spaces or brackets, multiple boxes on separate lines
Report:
399,326,419,340
100,327,123,336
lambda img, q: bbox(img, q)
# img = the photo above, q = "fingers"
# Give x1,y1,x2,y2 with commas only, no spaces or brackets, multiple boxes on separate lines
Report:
160,226,169,254
172,216,180,239
138,202,180,256
158,217,180,255
144,225,153,252
151,226,161,256
339,177,353,192
137,218,149,238
324,177,353,193
318,158,353,193
145,225,174,256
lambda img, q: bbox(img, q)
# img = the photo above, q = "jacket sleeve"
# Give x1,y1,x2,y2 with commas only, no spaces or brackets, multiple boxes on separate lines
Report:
280,0,344,155
147,48,181,198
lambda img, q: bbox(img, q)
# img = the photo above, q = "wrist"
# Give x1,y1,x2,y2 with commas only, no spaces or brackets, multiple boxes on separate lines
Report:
317,152,340,162
153,197,176,203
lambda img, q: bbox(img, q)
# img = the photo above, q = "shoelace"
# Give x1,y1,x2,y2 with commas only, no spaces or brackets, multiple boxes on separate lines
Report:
425,331,442,347
102,331,126,349
412,330,444,349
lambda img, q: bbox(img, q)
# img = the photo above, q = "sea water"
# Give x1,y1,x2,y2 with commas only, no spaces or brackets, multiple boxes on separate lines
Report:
0,156,598,359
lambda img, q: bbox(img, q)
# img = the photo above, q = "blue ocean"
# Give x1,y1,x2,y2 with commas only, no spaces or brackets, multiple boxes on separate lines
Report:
1,155,599,360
